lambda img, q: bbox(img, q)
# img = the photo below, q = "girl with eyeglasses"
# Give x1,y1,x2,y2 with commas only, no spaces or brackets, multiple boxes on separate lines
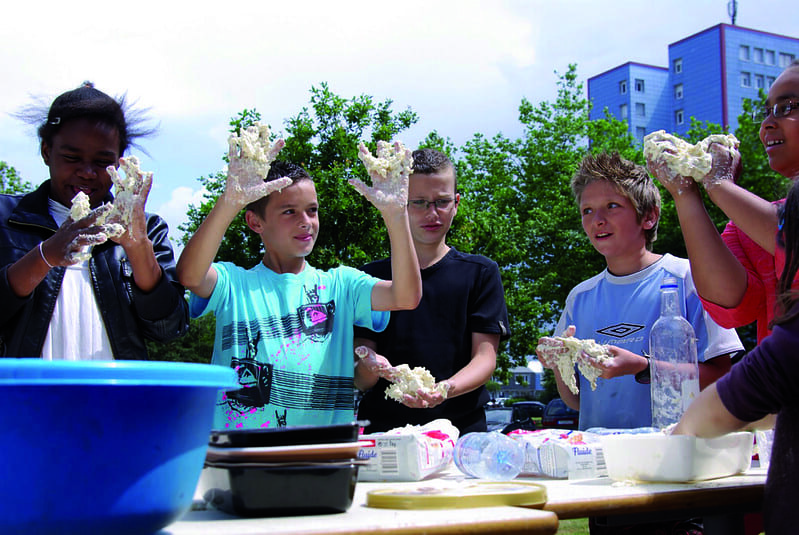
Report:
649,58,799,345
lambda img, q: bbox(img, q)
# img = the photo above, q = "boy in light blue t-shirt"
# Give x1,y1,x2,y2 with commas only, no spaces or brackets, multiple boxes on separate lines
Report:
177,134,421,430
536,152,743,431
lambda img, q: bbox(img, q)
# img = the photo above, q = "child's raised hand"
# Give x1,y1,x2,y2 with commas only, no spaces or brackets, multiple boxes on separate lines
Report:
41,204,116,266
350,141,413,211
646,152,697,197
105,156,153,247
701,141,742,190
225,123,290,207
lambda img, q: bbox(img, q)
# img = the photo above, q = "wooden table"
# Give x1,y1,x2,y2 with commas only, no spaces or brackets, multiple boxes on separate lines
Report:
534,467,766,534
160,471,559,535
161,465,765,534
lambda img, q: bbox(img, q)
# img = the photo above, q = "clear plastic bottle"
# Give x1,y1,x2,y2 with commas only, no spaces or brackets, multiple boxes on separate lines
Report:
649,276,700,429
452,431,525,480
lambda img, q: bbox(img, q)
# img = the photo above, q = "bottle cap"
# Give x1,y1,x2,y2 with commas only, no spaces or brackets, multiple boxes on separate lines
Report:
660,276,678,289
366,481,547,509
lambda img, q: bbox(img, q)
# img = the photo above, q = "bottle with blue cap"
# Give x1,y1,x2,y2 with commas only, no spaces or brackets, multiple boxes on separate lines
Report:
649,276,700,429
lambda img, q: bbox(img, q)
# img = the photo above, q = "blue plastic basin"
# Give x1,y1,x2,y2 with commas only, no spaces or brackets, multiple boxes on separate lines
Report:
0,359,237,535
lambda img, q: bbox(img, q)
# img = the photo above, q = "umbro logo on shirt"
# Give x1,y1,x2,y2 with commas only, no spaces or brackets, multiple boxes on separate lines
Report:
596,323,645,338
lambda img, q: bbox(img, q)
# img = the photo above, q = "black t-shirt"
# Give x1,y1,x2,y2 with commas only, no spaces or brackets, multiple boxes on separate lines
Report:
355,247,510,434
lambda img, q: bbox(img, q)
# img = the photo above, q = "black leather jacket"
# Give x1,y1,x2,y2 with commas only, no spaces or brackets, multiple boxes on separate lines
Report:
0,181,189,359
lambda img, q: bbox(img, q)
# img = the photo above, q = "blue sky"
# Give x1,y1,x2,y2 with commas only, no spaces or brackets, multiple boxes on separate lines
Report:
1,0,795,256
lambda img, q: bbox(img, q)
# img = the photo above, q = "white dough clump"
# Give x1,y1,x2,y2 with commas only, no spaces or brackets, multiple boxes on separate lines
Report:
385,364,450,402
643,130,739,181
108,155,151,230
69,191,92,221
229,123,278,163
536,334,612,395
68,155,151,261
357,140,414,180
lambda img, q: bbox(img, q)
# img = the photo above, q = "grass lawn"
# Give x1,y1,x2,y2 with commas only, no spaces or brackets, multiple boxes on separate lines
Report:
556,518,590,534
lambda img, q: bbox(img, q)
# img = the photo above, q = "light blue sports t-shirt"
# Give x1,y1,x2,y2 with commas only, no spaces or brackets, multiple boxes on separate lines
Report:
554,254,743,430
190,261,389,430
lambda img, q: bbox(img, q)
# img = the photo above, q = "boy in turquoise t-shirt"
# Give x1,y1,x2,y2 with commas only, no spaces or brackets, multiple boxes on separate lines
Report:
177,130,421,430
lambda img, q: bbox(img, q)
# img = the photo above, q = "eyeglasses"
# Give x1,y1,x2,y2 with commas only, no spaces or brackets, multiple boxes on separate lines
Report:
407,198,455,211
752,100,799,122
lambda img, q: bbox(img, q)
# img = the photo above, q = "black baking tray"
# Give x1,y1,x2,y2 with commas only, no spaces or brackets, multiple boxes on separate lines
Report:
199,461,359,517
209,421,360,448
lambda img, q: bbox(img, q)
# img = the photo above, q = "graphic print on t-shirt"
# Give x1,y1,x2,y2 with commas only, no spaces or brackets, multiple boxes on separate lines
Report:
219,283,346,428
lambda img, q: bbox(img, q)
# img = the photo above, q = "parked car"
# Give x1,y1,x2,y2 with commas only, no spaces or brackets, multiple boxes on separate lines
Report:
540,398,579,430
486,407,514,432
486,406,537,434
510,401,546,421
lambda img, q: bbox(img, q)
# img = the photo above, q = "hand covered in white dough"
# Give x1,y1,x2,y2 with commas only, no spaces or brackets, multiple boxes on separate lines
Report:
350,141,413,211
225,123,290,207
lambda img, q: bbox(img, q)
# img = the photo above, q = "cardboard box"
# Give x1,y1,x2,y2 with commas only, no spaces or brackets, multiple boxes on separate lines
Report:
357,432,454,481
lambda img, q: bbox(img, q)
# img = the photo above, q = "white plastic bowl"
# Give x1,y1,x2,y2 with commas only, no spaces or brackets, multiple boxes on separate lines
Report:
600,431,753,482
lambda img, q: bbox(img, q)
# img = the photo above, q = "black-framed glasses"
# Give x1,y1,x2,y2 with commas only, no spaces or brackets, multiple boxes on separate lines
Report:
752,100,799,122
407,198,455,211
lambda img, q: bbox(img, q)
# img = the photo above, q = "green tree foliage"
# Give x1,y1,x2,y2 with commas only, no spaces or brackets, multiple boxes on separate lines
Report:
179,83,419,271
145,313,215,363
0,162,32,194
454,65,636,384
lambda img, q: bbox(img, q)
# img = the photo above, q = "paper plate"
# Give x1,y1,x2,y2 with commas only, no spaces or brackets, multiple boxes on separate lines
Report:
366,481,547,509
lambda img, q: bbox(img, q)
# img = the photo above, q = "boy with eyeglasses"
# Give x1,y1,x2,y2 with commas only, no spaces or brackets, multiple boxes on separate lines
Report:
648,59,799,344
354,148,510,435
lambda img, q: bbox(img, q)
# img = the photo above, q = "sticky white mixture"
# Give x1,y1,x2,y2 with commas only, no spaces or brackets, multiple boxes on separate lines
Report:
229,123,277,163
108,155,151,230
357,140,414,180
643,130,738,181
384,364,450,402
537,334,612,395
68,156,151,261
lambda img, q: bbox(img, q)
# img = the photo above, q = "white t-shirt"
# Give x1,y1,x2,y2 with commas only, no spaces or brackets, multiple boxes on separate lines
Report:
40,199,113,360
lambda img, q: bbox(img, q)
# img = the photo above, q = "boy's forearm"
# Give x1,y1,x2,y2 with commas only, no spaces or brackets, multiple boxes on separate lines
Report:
445,335,498,398
384,210,421,310
177,197,240,292
672,189,748,308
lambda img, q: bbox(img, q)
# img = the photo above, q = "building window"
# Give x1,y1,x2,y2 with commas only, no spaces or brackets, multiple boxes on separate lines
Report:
755,75,765,89
740,72,752,88
635,102,646,117
767,76,776,89
754,48,764,63
780,53,796,68
619,80,627,94
674,83,683,100
673,58,683,74
636,126,646,139
766,50,775,65
635,79,645,92
739,45,750,61
620,104,628,120
675,110,685,125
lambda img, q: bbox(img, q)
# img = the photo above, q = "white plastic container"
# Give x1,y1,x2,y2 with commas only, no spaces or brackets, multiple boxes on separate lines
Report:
600,431,753,482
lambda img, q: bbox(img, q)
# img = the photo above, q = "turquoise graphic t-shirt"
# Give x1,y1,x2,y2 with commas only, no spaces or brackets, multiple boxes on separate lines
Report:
190,261,389,430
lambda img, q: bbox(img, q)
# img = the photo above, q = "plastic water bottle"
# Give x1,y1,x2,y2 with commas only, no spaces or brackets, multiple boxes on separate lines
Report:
453,432,525,480
649,276,700,429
